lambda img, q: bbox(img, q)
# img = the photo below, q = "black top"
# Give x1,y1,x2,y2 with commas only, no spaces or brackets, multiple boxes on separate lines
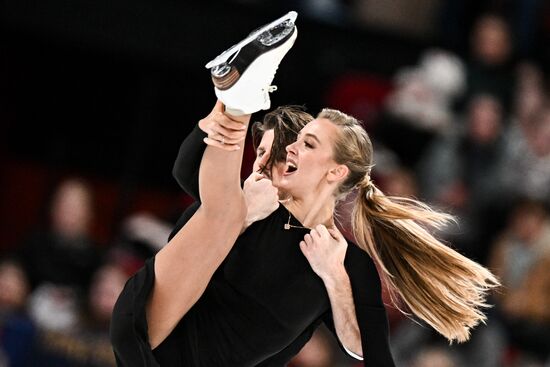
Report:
110,125,395,367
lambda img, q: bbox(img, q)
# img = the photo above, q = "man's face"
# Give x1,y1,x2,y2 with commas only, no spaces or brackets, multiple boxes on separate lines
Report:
252,129,287,187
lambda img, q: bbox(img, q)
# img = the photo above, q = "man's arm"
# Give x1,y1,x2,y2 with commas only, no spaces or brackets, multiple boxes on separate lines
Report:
322,267,363,358
172,125,208,201
173,114,248,201
299,225,362,358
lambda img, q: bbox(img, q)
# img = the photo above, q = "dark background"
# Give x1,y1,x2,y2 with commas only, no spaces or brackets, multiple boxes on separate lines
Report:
1,0,549,248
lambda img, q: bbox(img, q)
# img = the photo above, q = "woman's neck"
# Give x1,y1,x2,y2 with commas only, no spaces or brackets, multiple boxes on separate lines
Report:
284,192,336,229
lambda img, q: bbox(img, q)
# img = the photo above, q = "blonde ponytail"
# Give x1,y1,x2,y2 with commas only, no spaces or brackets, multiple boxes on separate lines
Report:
353,183,498,343
318,108,499,343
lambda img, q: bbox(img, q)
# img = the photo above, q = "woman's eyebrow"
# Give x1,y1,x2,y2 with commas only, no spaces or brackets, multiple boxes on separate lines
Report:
303,133,321,144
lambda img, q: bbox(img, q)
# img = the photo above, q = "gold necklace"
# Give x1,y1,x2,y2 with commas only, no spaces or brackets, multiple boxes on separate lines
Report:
284,210,311,230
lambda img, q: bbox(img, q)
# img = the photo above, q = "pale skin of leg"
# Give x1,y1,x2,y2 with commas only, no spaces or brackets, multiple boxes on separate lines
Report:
146,101,250,349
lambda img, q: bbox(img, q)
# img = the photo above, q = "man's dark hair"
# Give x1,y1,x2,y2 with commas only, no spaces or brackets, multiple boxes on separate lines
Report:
251,105,313,175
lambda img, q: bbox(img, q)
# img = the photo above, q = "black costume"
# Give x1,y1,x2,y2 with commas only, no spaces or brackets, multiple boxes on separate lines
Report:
110,125,395,366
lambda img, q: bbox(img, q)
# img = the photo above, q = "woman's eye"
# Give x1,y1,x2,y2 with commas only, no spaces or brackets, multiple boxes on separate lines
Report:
305,141,313,148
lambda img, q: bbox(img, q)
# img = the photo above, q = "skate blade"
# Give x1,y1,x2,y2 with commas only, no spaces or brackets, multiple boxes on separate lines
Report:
205,11,297,69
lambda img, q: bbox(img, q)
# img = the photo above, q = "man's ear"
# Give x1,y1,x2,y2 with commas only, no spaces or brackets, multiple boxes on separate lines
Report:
327,164,349,184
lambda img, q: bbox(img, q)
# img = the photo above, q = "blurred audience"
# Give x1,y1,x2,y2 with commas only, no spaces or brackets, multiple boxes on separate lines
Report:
410,346,458,367
106,211,173,283
29,262,128,366
464,13,516,112
501,103,550,205
17,178,101,291
1,5,549,366
514,62,546,124
489,199,550,363
289,327,337,367
0,258,35,367
416,92,508,262
385,49,466,132
377,49,466,166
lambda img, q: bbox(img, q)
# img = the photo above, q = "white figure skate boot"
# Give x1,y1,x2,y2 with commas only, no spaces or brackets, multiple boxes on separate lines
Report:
205,11,298,116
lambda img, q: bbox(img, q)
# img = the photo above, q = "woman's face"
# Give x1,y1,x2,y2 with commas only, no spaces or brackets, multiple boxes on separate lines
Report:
252,129,287,187
278,118,340,197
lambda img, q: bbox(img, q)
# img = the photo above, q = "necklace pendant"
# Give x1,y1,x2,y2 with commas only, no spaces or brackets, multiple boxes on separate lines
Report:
284,223,291,230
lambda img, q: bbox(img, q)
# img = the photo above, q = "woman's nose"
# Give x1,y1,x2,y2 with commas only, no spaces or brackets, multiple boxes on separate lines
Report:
286,142,296,154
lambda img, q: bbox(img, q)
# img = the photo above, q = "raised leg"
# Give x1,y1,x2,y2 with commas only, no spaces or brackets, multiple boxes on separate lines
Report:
147,101,249,348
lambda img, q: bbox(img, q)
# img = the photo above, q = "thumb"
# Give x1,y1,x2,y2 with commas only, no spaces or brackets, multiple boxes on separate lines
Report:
252,172,267,182
212,99,225,114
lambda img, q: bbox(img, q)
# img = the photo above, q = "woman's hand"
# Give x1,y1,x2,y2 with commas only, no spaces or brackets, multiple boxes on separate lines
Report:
299,225,348,283
242,172,280,230
199,100,248,151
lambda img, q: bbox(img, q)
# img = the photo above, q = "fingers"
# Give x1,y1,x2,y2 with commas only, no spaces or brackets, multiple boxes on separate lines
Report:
252,172,267,181
213,110,247,131
299,240,308,255
245,172,264,183
309,225,329,242
306,225,345,246
304,233,313,246
203,137,240,151
209,124,246,144
212,116,247,134
327,227,343,241
204,111,247,149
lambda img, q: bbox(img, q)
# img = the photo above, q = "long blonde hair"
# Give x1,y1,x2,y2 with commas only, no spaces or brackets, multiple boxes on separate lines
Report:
318,108,499,343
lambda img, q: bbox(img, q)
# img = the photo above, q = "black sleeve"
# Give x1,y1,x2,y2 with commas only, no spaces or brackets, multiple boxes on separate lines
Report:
254,323,320,367
323,243,396,367
110,257,160,367
172,124,208,201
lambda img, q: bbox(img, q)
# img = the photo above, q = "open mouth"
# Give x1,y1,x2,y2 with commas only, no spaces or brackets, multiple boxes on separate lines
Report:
284,161,298,175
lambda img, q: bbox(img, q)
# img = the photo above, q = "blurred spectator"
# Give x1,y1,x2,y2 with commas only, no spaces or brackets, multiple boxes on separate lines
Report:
464,13,516,113
381,167,419,199
289,327,336,367
417,93,508,262
120,211,172,255
410,346,458,367
378,49,466,167
106,211,173,280
27,283,79,332
0,258,35,367
29,262,127,366
17,178,101,291
385,49,466,132
500,103,550,205
391,314,505,367
514,62,546,124
0,259,29,312
488,199,550,362
353,0,441,39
